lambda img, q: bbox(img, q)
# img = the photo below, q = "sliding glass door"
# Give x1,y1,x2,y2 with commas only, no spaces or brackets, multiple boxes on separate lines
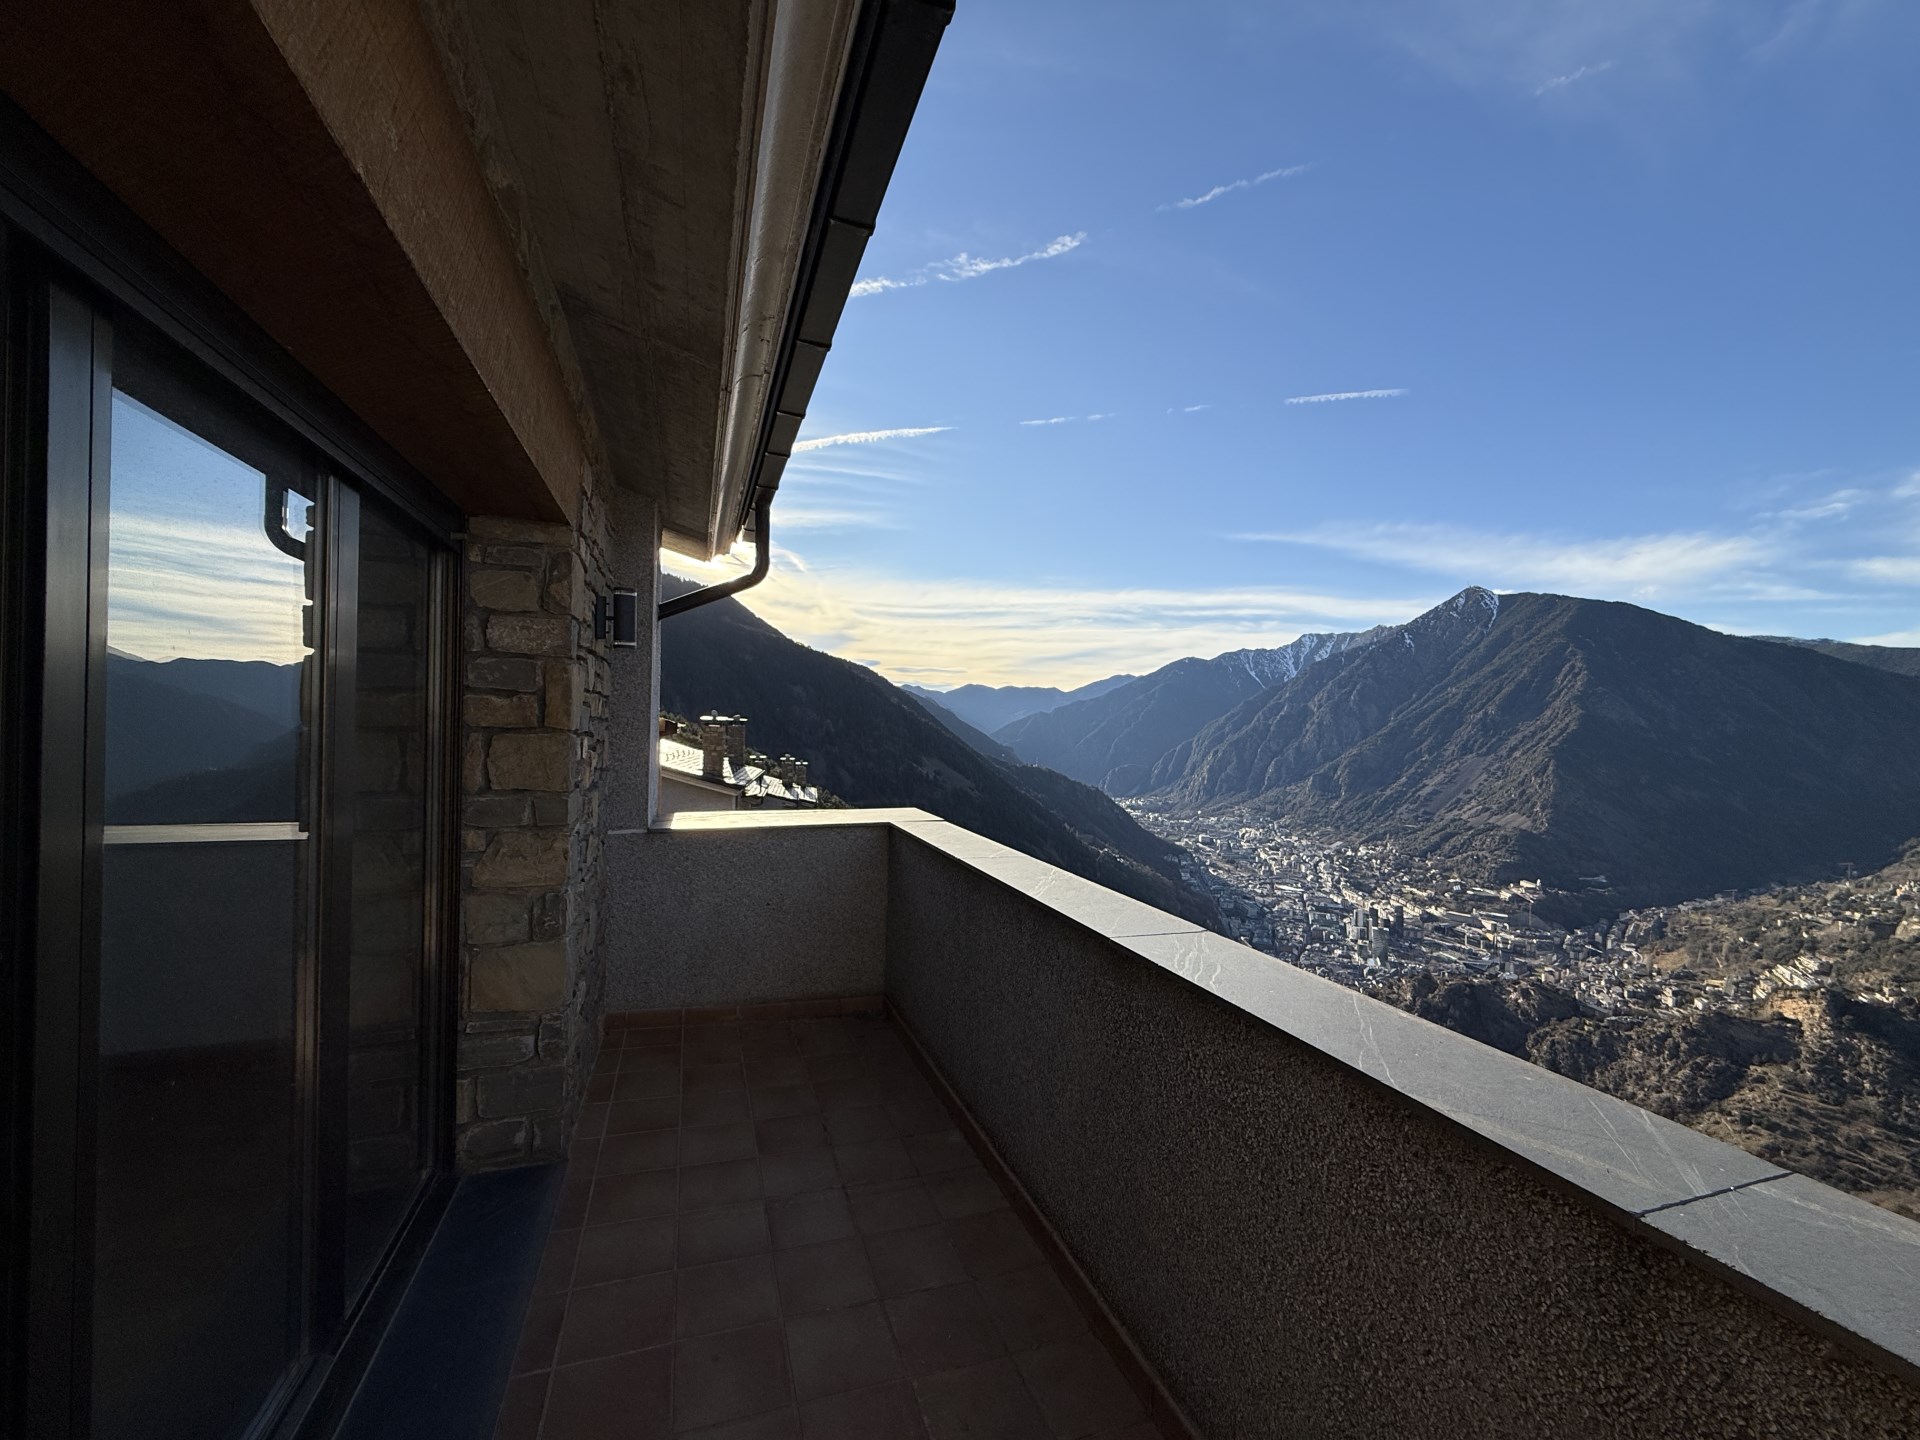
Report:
12,265,455,1440
94,319,321,1438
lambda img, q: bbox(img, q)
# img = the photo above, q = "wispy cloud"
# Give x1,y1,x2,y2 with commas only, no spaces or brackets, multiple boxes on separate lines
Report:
850,233,1087,299
775,506,904,531
1159,163,1311,212
1284,388,1408,405
1018,413,1111,427
1179,404,1212,413
846,276,920,298
1232,521,1771,598
791,426,953,453
1852,556,1920,585
663,545,1432,687
1534,59,1614,95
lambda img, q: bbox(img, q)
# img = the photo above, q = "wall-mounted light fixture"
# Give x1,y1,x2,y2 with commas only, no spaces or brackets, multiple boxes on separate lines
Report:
610,588,639,648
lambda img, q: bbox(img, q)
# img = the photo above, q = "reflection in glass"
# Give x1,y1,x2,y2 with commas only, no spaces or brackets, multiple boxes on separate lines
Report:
94,329,313,1439
345,497,434,1300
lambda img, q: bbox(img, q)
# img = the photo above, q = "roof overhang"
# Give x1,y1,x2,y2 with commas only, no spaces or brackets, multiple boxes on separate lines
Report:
429,0,952,558
0,0,949,539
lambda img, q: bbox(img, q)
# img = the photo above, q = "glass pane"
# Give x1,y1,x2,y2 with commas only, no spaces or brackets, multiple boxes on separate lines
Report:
94,326,314,1439
345,497,435,1300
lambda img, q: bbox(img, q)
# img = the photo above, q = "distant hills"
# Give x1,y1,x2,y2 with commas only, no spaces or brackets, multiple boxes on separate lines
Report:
1754,635,1920,680
1149,588,1920,917
656,581,1219,927
904,674,1135,734
105,652,302,823
992,628,1387,793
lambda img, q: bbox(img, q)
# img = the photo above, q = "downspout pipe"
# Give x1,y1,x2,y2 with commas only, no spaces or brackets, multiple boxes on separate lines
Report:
658,489,773,620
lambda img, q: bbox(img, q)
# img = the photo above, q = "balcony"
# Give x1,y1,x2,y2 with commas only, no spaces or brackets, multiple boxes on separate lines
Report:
502,810,1920,1438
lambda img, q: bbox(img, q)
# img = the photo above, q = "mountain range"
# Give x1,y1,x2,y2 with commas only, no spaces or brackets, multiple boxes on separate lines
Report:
1147,588,1920,917
991,628,1389,793
904,674,1135,734
656,580,1219,927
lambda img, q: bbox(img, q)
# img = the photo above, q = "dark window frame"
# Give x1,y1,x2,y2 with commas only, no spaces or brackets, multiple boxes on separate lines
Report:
0,98,464,1440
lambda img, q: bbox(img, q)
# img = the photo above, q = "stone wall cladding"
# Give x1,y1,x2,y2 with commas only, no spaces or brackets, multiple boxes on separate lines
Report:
456,482,612,1171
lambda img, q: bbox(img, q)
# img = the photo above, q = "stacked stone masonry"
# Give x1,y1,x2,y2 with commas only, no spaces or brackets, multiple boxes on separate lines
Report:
457,481,613,1171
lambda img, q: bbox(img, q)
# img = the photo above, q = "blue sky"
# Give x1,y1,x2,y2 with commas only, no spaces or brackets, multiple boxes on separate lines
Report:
669,0,1920,687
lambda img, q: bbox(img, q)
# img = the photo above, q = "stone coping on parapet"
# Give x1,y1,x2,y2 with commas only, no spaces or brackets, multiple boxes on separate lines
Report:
626,807,1920,1382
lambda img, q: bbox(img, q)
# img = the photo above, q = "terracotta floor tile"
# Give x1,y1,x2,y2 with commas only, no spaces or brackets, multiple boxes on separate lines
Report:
756,1114,832,1155
598,1129,680,1176
678,1158,763,1212
922,1168,1007,1223
680,1122,758,1167
785,1301,904,1402
542,1346,672,1440
833,1138,917,1187
536,1226,582,1296
774,1238,879,1316
573,1216,676,1287
913,1357,1049,1440
673,1323,791,1432
885,1096,952,1139
846,1180,940,1237
614,1069,681,1102
675,1254,781,1339
758,1147,840,1200
683,1062,748,1096
768,1189,855,1251
682,1089,753,1127
751,1085,820,1121
621,1049,682,1080
746,1057,809,1088
975,1265,1087,1354
865,1224,968,1299
556,1271,675,1365
904,1131,973,1177
512,1289,566,1375
1012,1335,1142,1439
681,1409,801,1440
946,1211,1045,1280
678,1201,771,1266
797,1381,928,1439
814,1075,892,1113
587,1170,679,1226
607,1097,681,1135
884,1283,1006,1379
824,1105,897,1146
492,1369,547,1440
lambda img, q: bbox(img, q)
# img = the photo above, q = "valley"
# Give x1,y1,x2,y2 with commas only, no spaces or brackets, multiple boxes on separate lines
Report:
1132,800,1920,1216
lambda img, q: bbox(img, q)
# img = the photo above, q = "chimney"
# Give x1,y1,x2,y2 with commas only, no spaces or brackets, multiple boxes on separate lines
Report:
787,757,807,788
698,714,727,781
723,716,748,770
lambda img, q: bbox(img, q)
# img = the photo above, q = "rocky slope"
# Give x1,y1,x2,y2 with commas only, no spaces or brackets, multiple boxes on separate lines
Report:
657,582,1219,928
994,625,1387,793
1150,588,1920,919
1379,974,1920,1217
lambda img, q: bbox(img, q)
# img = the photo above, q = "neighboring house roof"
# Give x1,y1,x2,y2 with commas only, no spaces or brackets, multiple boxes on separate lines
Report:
659,737,819,807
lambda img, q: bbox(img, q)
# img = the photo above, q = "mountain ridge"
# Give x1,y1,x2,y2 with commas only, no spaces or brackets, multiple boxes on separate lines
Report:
995,624,1390,793
904,674,1136,733
657,581,1219,928
1149,588,1920,918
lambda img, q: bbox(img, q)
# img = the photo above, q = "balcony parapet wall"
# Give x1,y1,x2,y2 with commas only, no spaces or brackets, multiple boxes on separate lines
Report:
607,809,1920,1437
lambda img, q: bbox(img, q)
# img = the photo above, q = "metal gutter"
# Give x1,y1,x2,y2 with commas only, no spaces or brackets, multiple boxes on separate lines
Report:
661,0,952,620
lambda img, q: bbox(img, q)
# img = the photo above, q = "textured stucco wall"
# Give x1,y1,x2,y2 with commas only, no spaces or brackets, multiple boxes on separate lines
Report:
884,832,1920,1439
602,822,888,1011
